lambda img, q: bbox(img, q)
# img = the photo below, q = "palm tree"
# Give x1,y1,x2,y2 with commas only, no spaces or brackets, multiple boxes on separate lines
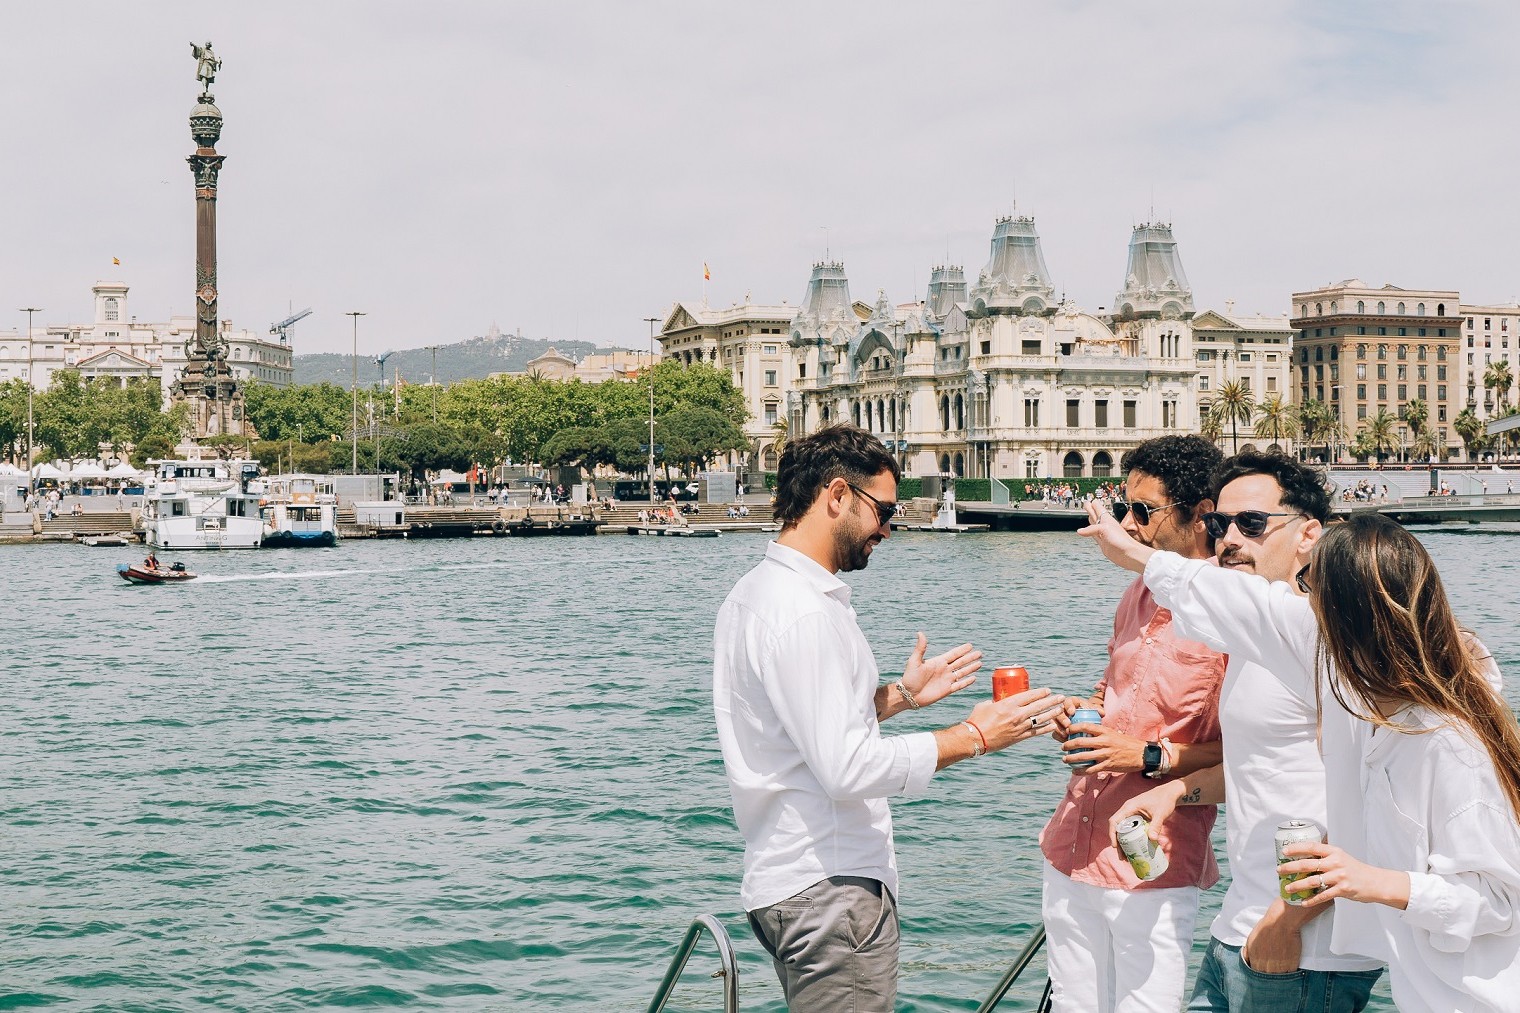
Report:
1453,407,1486,463
1399,398,1428,463
1199,411,1224,446
1297,399,1330,461
1410,428,1441,462
1253,395,1300,450
1209,380,1256,453
1356,408,1401,465
1485,360,1514,414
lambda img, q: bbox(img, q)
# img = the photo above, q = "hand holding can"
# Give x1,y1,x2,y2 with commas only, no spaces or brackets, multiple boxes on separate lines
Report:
1063,708,1102,771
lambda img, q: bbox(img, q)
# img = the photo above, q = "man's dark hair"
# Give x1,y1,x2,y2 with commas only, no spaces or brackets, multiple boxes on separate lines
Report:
1212,450,1332,522
1119,435,1224,510
773,424,900,528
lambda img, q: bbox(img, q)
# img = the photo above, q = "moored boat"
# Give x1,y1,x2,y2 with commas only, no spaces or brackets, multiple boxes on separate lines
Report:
260,474,339,548
141,459,264,550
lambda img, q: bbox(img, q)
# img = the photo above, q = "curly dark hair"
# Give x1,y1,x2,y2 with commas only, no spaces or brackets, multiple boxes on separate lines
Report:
773,425,900,529
1211,450,1332,522
1119,435,1224,510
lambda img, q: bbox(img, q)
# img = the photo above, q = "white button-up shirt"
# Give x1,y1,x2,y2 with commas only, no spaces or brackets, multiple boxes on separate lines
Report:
713,541,938,911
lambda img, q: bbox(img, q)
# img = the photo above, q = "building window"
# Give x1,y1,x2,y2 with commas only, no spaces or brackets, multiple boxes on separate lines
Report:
1417,365,1426,380
798,362,806,378
762,344,777,355
1066,399,1080,427
1377,344,1387,360
1198,349,1213,362
1377,302,1386,314
1377,364,1387,379
1358,405,1368,419
1438,384,1447,401
1418,384,1427,400
1240,352,1253,362
1437,346,1447,361
764,403,778,425
1026,459,1040,479
1357,300,1366,313
1199,374,1210,390
764,369,777,386
1024,398,1040,427
1437,365,1447,380
1397,365,1407,381
1122,400,1137,427
1063,452,1084,478
1240,375,1251,390
980,341,991,355
1356,363,1367,380
1357,384,1367,399
1022,340,1041,356
1378,384,1387,400
1267,376,1278,393
1162,400,1177,428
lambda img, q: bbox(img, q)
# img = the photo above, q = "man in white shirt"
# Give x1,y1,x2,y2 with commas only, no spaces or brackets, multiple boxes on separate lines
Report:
713,425,1066,1012
1105,451,1384,1011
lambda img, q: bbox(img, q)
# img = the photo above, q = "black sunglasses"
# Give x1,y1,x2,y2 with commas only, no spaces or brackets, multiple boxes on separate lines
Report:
1201,510,1305,539
846,483,897,526
1295,563,1313,594
1112,499,1177,526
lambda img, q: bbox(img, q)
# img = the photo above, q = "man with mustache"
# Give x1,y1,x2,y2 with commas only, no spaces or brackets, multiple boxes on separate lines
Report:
1109,451,1384,1011
713,424,1064,1011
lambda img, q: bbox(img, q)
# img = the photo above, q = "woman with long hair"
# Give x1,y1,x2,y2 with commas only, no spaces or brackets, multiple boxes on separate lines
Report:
1080,507,1520,1012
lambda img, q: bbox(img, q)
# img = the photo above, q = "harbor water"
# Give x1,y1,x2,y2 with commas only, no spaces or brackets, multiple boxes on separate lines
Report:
4,529,1517,1010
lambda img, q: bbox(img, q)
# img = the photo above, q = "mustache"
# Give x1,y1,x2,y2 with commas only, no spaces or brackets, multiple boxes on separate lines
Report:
1218,546,1253,566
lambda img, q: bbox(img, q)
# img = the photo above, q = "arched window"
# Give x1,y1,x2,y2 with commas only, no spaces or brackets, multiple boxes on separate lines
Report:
954,394,965,430
953,453,965,477
877,399,886,432
821,405,831,423
853,401,861,427
1300,304,1308,317
1417,303,1426,316
888,399,897,432
1377,301,1386,314
1437,303,1446,316
940,453,951,474
940,396,950,432
1357,300,1366,313
1315,303,1323,315
1092,451,1113,478
763,447,778,470
1330,302,1337,313
1397,302,1406,314
104,298,119,321
1063,451,1084,478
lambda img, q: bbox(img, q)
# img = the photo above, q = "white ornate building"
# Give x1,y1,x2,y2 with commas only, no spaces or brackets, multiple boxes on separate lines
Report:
0,281,293,395
784,216,1206,479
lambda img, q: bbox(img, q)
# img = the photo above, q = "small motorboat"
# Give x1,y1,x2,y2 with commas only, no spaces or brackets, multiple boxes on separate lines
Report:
82,534,132,547
116,562,198,584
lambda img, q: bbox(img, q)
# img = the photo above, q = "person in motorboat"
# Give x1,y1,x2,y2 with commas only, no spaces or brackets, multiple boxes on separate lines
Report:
144,550,162,573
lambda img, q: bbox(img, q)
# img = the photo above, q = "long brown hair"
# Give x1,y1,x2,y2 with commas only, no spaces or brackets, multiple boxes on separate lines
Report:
1310,513,1520,821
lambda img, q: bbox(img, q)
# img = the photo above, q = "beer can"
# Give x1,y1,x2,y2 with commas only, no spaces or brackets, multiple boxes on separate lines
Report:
1117,815,1168,881
1066,707,1102,772
1275,819,1325,905
992,666,1030,701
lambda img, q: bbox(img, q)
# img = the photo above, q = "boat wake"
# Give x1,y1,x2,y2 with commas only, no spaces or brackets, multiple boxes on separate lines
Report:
196,560,527,584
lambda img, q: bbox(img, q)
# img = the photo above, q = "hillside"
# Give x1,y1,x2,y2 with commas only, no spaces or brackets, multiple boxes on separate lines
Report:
293,331,603,386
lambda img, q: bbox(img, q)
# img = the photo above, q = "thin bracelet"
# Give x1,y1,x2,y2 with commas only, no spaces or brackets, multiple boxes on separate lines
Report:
895,679,921,710
962,720,988,756
1159,737,1175,776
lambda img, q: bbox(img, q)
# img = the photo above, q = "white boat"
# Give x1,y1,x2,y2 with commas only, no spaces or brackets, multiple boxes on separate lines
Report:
260,474,339,548
141,459,264,550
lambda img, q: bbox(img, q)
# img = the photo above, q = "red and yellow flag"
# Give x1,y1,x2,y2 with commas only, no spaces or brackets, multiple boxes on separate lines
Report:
112,257,121,265
703,262,711,281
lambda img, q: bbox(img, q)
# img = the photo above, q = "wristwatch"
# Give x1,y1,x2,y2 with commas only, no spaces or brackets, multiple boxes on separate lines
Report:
1142,741,1164,778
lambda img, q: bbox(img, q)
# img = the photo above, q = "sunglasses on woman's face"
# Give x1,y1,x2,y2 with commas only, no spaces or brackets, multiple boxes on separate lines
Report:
1201,510,1305,540
1111,499,1177,526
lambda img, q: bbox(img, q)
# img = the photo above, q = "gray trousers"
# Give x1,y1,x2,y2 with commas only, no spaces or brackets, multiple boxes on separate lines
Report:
746,876,899,1012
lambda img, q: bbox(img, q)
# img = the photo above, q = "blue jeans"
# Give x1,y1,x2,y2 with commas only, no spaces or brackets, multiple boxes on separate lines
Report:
1187,938,1383,1013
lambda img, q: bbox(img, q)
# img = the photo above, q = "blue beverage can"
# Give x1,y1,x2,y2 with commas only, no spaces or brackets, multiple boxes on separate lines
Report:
1064,705,1100,769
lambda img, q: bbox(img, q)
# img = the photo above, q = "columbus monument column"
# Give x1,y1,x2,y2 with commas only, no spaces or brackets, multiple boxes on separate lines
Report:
174,41,247,439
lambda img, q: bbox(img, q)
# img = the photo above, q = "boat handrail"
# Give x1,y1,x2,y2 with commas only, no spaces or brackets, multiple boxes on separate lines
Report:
645,914,739,1013
975,924,1050,1013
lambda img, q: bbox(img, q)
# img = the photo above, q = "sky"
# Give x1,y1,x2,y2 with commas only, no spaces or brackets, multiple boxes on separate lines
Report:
3,1,1517,356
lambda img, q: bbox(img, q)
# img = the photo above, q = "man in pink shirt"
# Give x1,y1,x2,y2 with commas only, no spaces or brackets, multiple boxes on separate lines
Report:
1039,435,1227,1012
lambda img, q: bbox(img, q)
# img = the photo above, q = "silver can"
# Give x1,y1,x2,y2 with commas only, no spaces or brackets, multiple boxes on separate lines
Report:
1275,819,1325,905
1116,815,1168,881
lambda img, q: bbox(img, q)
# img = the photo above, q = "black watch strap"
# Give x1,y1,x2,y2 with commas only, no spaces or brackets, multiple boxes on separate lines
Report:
1142,741,1163,776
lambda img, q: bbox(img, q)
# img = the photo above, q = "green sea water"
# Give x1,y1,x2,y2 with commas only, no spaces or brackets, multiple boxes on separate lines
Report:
3,528,1516,1010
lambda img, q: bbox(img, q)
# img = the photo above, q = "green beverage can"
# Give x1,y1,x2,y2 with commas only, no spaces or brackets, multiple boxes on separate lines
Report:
1117,815,1168,881
1275,819,1324,905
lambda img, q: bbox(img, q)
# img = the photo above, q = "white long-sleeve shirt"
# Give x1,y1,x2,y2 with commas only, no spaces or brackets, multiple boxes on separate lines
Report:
713,541,938,911
1145,550,1520,1012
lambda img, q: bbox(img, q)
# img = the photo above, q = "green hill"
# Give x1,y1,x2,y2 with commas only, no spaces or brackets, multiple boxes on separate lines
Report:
293,332,603,386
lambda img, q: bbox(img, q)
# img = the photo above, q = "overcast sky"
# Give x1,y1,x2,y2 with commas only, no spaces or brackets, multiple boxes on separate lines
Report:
3,1,1517,356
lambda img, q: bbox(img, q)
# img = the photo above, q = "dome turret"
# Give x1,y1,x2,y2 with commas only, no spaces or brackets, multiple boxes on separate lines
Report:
969,215,1056,317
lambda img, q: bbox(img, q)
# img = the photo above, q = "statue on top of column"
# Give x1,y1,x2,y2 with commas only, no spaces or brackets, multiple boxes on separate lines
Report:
191,41,220,97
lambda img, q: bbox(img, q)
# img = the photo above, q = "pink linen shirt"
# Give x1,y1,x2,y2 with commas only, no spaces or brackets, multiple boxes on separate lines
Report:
1039,574,1226,890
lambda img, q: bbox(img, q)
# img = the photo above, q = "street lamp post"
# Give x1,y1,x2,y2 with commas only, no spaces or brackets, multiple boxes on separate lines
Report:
346,311,366,474
426,344,440,423
643,316,660,507
19,307,41,491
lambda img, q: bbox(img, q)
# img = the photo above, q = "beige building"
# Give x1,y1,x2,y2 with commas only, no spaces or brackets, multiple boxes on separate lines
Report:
1191,304,1297,451
0,280,293,395
1289,282,1462,457
658,301,799,472
500,346,652,384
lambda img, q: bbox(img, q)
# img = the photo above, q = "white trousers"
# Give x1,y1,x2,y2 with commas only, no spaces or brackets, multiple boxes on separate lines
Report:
1041,860,1200,1013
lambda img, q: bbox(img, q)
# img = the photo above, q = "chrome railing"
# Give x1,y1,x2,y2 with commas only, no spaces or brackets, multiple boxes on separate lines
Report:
645,914,739,1013
976,924,1051,1013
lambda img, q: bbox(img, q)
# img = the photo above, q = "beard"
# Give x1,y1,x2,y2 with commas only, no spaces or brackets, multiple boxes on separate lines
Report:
834,516,880,572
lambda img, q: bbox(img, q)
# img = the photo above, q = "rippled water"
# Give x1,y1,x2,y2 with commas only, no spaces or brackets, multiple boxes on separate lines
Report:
3,528,1516,1010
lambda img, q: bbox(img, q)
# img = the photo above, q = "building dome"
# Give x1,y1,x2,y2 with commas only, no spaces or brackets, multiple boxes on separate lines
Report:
189,101,223,148
968,215,1056,317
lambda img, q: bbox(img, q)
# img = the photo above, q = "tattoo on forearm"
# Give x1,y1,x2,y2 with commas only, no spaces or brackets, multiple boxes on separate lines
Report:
1182,787,1202,805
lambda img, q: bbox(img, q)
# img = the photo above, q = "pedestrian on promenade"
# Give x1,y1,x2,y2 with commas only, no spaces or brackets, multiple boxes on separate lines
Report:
713,424,1065,1012
1102,451,1385,1011
1039,435,1227,1013
1086,496,1520,1012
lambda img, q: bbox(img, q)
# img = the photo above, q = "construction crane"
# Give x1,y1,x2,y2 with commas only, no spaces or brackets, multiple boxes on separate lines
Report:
269,307,313,344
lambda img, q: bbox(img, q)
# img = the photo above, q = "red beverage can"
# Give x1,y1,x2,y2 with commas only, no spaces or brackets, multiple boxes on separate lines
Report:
992,666,1030,701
